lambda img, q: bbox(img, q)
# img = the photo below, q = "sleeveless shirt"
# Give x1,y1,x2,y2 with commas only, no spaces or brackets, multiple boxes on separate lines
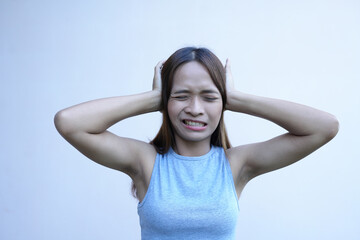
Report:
137,146,240,240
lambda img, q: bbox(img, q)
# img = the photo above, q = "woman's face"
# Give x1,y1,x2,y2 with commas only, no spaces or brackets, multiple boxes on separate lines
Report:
167,61,223,146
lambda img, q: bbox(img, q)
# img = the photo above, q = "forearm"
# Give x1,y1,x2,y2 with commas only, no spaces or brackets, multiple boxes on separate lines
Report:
54,90,161,135
226,91,339,138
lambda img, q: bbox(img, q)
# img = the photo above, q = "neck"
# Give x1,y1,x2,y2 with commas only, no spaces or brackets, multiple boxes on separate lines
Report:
173,139,211,157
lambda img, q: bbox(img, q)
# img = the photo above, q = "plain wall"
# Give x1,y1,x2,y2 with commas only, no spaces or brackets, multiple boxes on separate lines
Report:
1,0,359,239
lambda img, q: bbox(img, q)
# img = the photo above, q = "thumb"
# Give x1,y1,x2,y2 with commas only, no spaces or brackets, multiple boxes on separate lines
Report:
225,58,234,89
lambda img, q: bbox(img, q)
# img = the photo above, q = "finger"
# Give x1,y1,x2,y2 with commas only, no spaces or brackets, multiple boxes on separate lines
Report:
154,60,165,80
225,58,233,79
225,58,231,72
155,60,165,71
225,58,235,89
153,60,165,90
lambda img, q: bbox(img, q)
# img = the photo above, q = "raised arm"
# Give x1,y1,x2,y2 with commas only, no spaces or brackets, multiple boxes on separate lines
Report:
225,60,339,181
54,61,163,176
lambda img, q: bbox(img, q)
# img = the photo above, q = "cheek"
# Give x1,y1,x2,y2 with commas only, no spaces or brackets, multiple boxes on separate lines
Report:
211,103,223,123
167,101,178,123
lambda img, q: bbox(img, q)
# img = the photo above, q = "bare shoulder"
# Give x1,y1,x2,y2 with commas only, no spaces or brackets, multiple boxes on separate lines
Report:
86,133,157,201
134,140,157,176
127,139,157,201
225,145,253,186
103,135,157,178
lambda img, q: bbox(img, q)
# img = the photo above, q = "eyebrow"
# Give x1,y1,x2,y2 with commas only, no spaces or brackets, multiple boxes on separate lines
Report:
172,89,220,95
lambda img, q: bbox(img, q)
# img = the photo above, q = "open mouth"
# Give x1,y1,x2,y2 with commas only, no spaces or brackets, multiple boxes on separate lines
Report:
183,120,207,127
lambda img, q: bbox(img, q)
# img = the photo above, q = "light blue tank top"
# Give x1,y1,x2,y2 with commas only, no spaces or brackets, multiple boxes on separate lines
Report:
137,146,239,240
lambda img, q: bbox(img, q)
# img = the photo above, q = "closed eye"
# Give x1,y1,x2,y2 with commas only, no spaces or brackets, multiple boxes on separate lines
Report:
203,96,219,101
172,95,189,100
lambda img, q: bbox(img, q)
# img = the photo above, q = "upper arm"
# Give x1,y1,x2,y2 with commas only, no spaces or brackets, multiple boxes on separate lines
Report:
55,113,156,176
69,131,155,174
230,132,336,180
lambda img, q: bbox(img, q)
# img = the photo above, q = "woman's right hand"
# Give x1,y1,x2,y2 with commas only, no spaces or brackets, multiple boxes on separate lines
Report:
152,60,165,92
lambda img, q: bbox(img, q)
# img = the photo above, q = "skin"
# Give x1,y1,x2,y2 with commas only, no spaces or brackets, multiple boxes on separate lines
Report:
167,61,223,157
54,59,339,202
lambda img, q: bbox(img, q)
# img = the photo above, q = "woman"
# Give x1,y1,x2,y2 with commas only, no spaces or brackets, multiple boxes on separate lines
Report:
54,47,339,239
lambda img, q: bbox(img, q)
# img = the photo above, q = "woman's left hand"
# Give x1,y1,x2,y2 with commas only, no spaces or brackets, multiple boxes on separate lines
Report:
225,58,235,92
225,58,237,110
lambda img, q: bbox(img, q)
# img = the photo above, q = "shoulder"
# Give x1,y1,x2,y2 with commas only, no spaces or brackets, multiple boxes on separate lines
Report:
132,141,158,174
225,145,248,165
109,137,157,179
225,145,253,184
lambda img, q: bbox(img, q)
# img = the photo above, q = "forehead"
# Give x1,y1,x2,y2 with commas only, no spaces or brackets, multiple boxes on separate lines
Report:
172,61,218,92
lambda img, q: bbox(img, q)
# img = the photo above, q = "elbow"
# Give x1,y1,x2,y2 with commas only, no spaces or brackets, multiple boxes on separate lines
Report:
54,109,75,137
323,114,340,142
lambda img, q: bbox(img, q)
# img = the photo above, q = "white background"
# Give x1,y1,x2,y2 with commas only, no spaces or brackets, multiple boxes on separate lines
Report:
1,0,359,239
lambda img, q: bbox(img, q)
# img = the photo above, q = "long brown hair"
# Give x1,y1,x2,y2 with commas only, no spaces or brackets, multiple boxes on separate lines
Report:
132,47,231,198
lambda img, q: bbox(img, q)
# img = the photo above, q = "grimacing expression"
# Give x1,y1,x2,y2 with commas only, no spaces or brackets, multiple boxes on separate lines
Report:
167,61,223,146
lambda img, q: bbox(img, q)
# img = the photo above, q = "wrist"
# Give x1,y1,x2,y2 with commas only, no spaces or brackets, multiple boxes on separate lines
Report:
226,90,245,112
148,90,162,112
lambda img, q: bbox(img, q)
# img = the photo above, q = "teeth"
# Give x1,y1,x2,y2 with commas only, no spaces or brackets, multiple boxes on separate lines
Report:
185,120,205,127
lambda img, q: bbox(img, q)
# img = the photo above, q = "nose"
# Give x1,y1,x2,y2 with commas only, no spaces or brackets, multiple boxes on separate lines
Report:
184,96,204,116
